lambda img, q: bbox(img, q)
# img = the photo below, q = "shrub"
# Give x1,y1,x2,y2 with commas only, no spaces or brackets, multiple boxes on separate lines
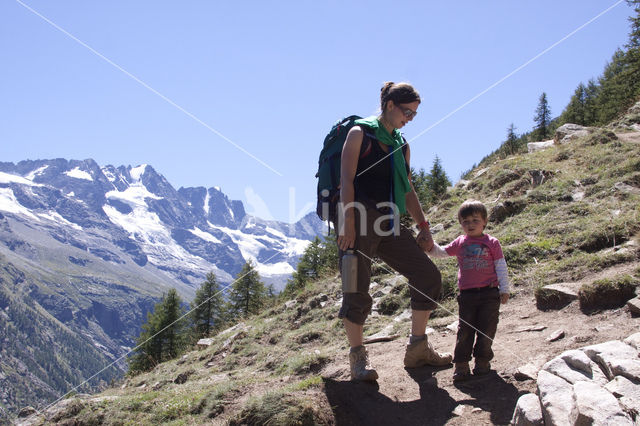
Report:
578,275,638,312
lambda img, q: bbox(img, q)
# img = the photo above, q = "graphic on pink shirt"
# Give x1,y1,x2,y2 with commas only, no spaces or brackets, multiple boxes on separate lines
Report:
445,234,503,290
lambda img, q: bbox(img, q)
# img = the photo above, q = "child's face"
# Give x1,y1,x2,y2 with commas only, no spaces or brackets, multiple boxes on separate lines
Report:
459,213,487,238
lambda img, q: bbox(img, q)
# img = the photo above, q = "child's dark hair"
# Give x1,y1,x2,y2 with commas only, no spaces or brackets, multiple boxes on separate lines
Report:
380,82,421,110
458,199,487,221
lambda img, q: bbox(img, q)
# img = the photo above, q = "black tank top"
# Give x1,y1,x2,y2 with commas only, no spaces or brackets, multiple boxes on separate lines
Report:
354,133,393,207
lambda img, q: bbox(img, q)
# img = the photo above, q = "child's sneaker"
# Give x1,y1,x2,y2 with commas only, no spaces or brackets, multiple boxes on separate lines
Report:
473,358,491,375
453,362,471,382
349,346,378,381
403,338,453,368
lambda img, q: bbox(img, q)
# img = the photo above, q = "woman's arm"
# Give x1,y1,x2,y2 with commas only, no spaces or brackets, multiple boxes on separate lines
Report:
337,126,363,251
403,144,433,250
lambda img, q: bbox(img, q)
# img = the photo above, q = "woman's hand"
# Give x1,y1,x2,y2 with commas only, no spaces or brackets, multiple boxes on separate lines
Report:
337,214,356,251
416,228,434,252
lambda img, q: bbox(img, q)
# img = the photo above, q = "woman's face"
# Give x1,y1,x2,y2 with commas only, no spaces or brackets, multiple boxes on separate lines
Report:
389,100,419,129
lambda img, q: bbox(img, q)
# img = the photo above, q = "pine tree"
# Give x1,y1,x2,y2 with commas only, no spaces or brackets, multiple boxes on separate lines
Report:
533,92,552,140
191,272,227,340
504,123,519,155
283,235,338,297
584,79,599,125
561,83,587,125
128,288,186,374
227,261,267,319
426,156,451,201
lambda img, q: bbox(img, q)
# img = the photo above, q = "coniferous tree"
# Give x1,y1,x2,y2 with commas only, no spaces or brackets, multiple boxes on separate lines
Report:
584,79,600,125
128,288,186,374
426,156,451,201
282,236,338,297
561,83,587,125
533,92,552,140
227,261,266,319
191,272,226,340
504,123,519,155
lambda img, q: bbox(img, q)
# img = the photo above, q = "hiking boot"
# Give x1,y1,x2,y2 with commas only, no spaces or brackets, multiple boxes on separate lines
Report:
349,346,378,381
403,338,453,368
473,358,491,375
453,362,471,382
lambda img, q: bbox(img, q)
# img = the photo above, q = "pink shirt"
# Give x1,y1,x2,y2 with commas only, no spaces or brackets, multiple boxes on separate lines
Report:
444,234,504,290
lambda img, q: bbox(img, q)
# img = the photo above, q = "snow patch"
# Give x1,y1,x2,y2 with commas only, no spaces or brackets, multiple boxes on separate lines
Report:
65,167,93,181
0,188,39,220
25,165,48,181
203,188,210,216
190,227,222,244
0,172,40,186
101,167,117,182
130,165,147,182
38,211,82,230
255,262,295,277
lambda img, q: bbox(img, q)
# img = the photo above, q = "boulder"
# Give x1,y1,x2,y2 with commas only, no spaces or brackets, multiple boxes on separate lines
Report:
527,140,554,153
627,296,640,316
541,350,608,386
573,381,633,425
537,369,577,425
554,123,592,144
488,199,527,223
535,283,579,310
528,170,554,187
604,375,640,417
583,341,640,381
511,393,544,426
623,332,640,350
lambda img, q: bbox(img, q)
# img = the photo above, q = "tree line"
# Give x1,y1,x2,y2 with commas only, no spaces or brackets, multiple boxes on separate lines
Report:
128,261,274,374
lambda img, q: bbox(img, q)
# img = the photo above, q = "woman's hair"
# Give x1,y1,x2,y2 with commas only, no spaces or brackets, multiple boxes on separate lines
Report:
380,81,421,110
458,199,488,221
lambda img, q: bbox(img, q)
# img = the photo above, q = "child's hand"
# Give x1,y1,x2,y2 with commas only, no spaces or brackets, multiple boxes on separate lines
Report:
416,229,434,252
500,293,509,304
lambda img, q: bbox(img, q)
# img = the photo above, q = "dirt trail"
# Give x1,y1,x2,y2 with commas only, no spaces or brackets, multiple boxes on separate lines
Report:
319,271,640,425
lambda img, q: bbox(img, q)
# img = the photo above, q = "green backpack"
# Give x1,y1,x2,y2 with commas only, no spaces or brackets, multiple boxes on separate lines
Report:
315,115,373,223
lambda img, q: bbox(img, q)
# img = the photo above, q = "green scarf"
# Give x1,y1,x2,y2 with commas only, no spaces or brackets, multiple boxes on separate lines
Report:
355,116,411,214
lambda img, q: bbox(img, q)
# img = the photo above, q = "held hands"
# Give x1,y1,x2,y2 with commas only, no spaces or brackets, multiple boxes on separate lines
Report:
500,293,510,304
416,228,434,252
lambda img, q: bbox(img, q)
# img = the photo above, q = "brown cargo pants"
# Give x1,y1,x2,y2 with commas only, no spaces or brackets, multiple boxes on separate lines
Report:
337,207,442,325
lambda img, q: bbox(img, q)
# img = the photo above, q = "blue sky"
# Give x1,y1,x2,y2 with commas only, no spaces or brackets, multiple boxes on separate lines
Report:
0,1,634,223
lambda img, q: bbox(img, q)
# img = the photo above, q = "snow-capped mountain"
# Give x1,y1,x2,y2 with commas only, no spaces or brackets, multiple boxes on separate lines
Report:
0,158,324,418
0,159,324,291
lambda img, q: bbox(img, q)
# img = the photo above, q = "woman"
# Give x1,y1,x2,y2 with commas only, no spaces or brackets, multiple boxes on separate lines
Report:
337,81,452,381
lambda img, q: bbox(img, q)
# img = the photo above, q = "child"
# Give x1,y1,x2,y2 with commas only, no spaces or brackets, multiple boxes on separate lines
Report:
422,200,509,381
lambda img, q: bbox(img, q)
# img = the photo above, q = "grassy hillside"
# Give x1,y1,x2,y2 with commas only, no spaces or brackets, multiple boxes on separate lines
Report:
15,104,640,425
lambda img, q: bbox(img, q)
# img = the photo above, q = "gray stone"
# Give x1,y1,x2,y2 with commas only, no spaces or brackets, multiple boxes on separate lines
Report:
627,297,640,316
536,283,579,310
547,329,565,342
197,338,214,347
527,140,554,153
554,123,592,144
573,380,633,425
542,350,608,386
537,369,577,425
623,332,640,350
511,393,544,426
583,340,640,381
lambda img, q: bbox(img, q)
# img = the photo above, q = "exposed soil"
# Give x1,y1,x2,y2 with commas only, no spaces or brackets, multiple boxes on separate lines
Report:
317,262,640,426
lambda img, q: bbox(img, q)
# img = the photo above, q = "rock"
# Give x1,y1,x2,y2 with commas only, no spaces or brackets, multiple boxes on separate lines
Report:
623,332,640,350
528,170,554,187
446,320,459,333
554,123,592,144
535,283,579,310
452,404,467,416
537,369,577,425
197,338,214,348
542,350,608,386
284,300,297,309
573,381,634,425
430,223,445,234
488,199,527,223
605,375,640,418
614,182,640,195
177,354,189,364
393,309,412,322
514,363,540,381
512,325,547,333
17,406,37,418
546,329,565,342
363,324,400,344
174,370,194,384
527,140,554,153
474,167,490,178
627,297,640,316
583,341,640,381
511,393,544,426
